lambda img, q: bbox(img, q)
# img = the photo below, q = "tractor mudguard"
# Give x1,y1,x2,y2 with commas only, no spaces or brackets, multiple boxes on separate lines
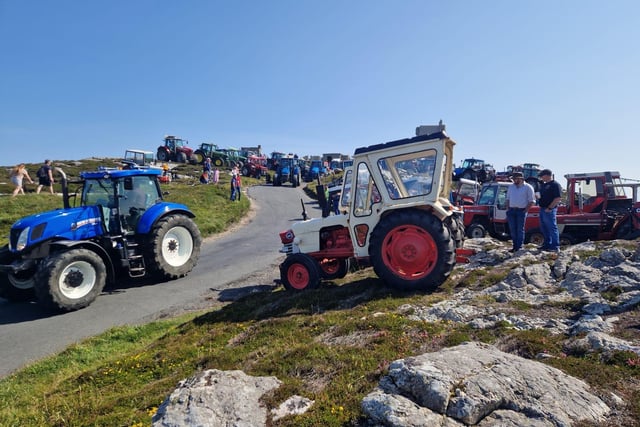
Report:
135,203,195,234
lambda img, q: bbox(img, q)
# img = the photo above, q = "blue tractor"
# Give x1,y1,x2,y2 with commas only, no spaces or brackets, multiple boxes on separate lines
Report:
305,159,327,182
273,156,301,187
0,167,202,312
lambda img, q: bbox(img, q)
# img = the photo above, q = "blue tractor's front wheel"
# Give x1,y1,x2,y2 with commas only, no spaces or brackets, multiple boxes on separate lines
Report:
34,248,107,312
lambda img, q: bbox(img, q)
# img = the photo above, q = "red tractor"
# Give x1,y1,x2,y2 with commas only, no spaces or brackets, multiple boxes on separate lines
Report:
241,155,269,178
464,171,640,245
157,135,195,164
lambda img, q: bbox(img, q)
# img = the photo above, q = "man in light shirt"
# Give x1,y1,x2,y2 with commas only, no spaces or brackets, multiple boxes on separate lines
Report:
505,172,536,253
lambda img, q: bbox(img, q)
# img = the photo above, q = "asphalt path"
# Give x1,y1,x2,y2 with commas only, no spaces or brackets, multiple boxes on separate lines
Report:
0,183,317,378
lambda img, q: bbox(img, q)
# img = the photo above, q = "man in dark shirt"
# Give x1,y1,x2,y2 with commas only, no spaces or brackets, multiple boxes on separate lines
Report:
537,169,563,251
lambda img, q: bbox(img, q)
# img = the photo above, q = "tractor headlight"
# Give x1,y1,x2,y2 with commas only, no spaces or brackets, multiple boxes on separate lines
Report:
16,227,30,251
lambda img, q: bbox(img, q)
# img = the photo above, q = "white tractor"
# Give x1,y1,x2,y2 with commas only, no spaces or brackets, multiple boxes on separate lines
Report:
277,123,469,292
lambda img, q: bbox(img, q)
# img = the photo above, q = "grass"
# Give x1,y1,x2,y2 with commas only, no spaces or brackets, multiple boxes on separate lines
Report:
1,160,639,426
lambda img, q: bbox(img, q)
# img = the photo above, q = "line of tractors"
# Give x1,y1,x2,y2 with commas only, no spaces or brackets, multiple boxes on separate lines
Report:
2,124,638,313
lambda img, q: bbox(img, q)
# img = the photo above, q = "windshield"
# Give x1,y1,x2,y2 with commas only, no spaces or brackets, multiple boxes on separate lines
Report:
377,149,437,200
83,178,116,207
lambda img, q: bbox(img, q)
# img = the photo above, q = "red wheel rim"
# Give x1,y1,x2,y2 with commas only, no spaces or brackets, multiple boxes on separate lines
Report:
381,224,437,279
319,258,339,275
287,263,310,290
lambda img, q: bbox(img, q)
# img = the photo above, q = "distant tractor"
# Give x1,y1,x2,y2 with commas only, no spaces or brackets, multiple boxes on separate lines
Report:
157,135,195,164
268,151,286,171
241,155,268,178
193,143,227,166
123,149,155,167
0,167,202,311
277,122,469,292
496,163,542,190
453,158,496,183
272,156,301,187
305,159,328,182
219,147,247,168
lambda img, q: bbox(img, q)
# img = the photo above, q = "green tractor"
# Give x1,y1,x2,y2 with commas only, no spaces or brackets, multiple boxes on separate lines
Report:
193,143,228,167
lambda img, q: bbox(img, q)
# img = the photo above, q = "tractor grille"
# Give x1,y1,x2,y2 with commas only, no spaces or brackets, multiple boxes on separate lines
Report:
9,228,21,249
280,243,294,254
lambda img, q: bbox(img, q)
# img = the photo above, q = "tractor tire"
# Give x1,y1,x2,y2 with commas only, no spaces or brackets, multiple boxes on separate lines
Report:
526,229,544,246
446,214,465,248
293,175,300,187
145,215,202,280
34,249,107,312
318,257,350,280
177,152,187,163
280,253,320,291
369,210,455,291
157,149,169,162
559,233,575,246
466,223,487,239
213,157,224,168
241,166,249,176
0,246,36,302
193,151,206,164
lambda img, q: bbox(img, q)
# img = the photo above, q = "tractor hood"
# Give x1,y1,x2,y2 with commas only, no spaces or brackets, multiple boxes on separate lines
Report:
9,206,104,252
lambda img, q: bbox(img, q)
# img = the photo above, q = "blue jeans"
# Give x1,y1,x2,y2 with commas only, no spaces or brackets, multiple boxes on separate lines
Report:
507,208,526,250
539,207,560,250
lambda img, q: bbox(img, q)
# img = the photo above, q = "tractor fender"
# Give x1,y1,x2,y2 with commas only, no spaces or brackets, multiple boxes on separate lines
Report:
49,240,116,284
136,203,195,234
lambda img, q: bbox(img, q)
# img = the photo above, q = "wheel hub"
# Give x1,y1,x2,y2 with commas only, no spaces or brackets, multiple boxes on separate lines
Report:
65,270,84,288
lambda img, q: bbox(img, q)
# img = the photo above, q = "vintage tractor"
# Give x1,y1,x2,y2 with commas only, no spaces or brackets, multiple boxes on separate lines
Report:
0,167,202,311
157,135,195,164
241,155,268,178
463,171,640,245
277,123,469,292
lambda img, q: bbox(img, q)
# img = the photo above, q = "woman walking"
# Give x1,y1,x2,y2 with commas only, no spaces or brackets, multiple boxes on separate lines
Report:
10,163,34,197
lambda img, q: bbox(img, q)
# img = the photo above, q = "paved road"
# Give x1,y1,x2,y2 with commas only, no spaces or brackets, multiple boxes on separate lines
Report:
0,183,316,378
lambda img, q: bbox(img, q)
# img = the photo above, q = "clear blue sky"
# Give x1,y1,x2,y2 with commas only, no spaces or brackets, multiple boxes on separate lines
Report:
2,0,639,185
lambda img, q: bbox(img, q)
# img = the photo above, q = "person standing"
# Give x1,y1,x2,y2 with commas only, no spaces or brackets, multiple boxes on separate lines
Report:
537,169,563,252
230,170,239,201
212,167,219,185
36,159,55,194
236,173,242,200
203,158,212,183
505,171,536,252
10,163,34,197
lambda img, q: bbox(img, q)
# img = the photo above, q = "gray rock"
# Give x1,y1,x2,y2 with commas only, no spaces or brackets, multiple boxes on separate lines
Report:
363,342,610,426
152,369,281,427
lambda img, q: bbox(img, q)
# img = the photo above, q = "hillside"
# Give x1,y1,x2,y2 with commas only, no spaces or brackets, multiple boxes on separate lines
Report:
1,236,639,426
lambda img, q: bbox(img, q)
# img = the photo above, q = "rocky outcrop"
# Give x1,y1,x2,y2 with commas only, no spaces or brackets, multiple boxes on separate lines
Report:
361,342,610,426
154,239,640,426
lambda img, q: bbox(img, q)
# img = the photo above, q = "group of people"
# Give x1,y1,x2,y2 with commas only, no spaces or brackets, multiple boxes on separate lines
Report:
505,168,562,253
200,157,220,185
199,158,242,201
9,160,55,197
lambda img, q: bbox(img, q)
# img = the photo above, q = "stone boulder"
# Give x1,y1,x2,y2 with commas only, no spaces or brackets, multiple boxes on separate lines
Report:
362,342,610,426
152,369,281,427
